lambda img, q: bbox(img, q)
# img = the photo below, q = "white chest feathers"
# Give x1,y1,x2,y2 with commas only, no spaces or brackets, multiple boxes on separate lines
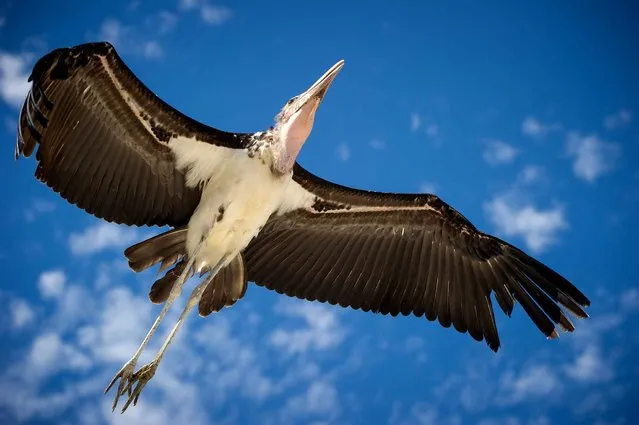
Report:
169,137,291,271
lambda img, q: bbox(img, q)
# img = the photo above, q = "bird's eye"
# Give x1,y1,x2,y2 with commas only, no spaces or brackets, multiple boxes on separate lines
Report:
287,96,297,105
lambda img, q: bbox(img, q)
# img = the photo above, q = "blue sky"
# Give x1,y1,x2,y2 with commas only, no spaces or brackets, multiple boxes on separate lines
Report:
0,1,638,424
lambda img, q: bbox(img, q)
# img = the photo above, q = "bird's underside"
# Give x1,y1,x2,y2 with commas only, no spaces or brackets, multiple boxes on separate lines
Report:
15,41,591,412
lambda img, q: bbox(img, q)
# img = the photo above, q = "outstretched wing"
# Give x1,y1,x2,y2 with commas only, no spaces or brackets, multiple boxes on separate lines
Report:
244,164,590,351
15,41,251,227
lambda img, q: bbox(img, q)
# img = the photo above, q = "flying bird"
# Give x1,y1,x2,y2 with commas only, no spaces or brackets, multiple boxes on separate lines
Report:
15,41,590,412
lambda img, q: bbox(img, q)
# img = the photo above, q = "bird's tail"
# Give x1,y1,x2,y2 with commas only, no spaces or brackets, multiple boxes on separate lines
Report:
123,226,248,314
124,227,189,304
125,226,188,273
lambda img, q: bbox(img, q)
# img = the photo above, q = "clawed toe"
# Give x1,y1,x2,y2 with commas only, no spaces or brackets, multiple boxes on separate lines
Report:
119,361,158,413
105,360,137,412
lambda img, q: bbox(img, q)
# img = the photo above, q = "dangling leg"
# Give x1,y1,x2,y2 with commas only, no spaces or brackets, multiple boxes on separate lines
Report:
105,243,204,411
119,256,229,412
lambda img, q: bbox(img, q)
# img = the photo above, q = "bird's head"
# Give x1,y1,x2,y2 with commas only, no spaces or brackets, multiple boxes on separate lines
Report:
271,59,344,174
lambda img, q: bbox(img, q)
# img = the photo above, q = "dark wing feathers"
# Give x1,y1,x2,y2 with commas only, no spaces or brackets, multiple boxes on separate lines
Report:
16,41,249,227
244,164,590,352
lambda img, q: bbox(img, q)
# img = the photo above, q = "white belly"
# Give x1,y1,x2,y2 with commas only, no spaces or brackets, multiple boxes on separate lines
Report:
184,152,290,272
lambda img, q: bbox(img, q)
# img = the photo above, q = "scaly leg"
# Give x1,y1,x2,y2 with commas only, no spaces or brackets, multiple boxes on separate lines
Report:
119,256,229,412
105,243,204,412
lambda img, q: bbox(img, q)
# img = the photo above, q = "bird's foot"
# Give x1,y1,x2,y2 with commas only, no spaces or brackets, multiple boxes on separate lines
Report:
105,359,137,412
119,360,159,413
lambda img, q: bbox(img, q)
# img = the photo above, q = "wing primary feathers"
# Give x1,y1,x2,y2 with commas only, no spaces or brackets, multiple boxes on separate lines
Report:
14,41,252,228
28,87,48,127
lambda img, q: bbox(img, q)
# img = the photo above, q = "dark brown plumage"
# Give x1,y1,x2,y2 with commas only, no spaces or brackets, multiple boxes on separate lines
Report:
242,164,591,352
15,41,250,228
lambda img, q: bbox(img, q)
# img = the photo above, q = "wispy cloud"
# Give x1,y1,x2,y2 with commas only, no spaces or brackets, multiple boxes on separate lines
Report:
484,192,567,253
482,140,518,166
566,132,621,183
269,299,346,356
410,113,421,132
418,181,438,194
26,332,92,379
369,138,386,150
98,18,126,46
10,299,35,329
155,11,179,34
68,222,139,256
388,402,459,425
23,198,56,222
564,345,614,383
410,113,439,139
179,0,232,25
336,143,350,161
518,165,545,185
603,109,632,130
521,116,561,139
142,40,163,59
425,124,439,138
620,288,639,311
497,364,562,405
37,269,67,299
281,380,341,421
201,5,232,25
0,51,32,108
94,18,165,60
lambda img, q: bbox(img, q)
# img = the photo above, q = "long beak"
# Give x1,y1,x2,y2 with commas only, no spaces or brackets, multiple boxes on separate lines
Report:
299,60,345,107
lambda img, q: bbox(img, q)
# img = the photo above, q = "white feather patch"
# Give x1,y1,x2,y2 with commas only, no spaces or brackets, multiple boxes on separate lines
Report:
276,180,316,215
169,136,241,188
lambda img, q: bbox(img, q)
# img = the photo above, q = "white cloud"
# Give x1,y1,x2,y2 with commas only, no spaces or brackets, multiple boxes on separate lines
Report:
497,364,562,405
283,380,340,419
336,143,350,161
564,345,613,383
179,0,232,25
179,0,201,9
570,312,622,349
483,140,518,166
26,332,92,380
99,18,125,45
517,165,545,185
409,113,439,139
603,109,632,130
0,51,31,108
521,116,561,139
566,132,621,183
620,287,639,311
95,18,164,60
77,287,153,364
68,222,139,256
156,11,178,34
404,336,424,352
411,113,421,132
10,299,35,329
38,269,67,299
418,182,437,194
484,194,567,253
425,124,439,138
388,402,460,425
201,5,232,25
369,138,386,150
23,198,56,222
143,41,163,59
269,299,346,356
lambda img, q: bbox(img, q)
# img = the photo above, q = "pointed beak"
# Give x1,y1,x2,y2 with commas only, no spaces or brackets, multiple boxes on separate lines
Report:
299,60,345,109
